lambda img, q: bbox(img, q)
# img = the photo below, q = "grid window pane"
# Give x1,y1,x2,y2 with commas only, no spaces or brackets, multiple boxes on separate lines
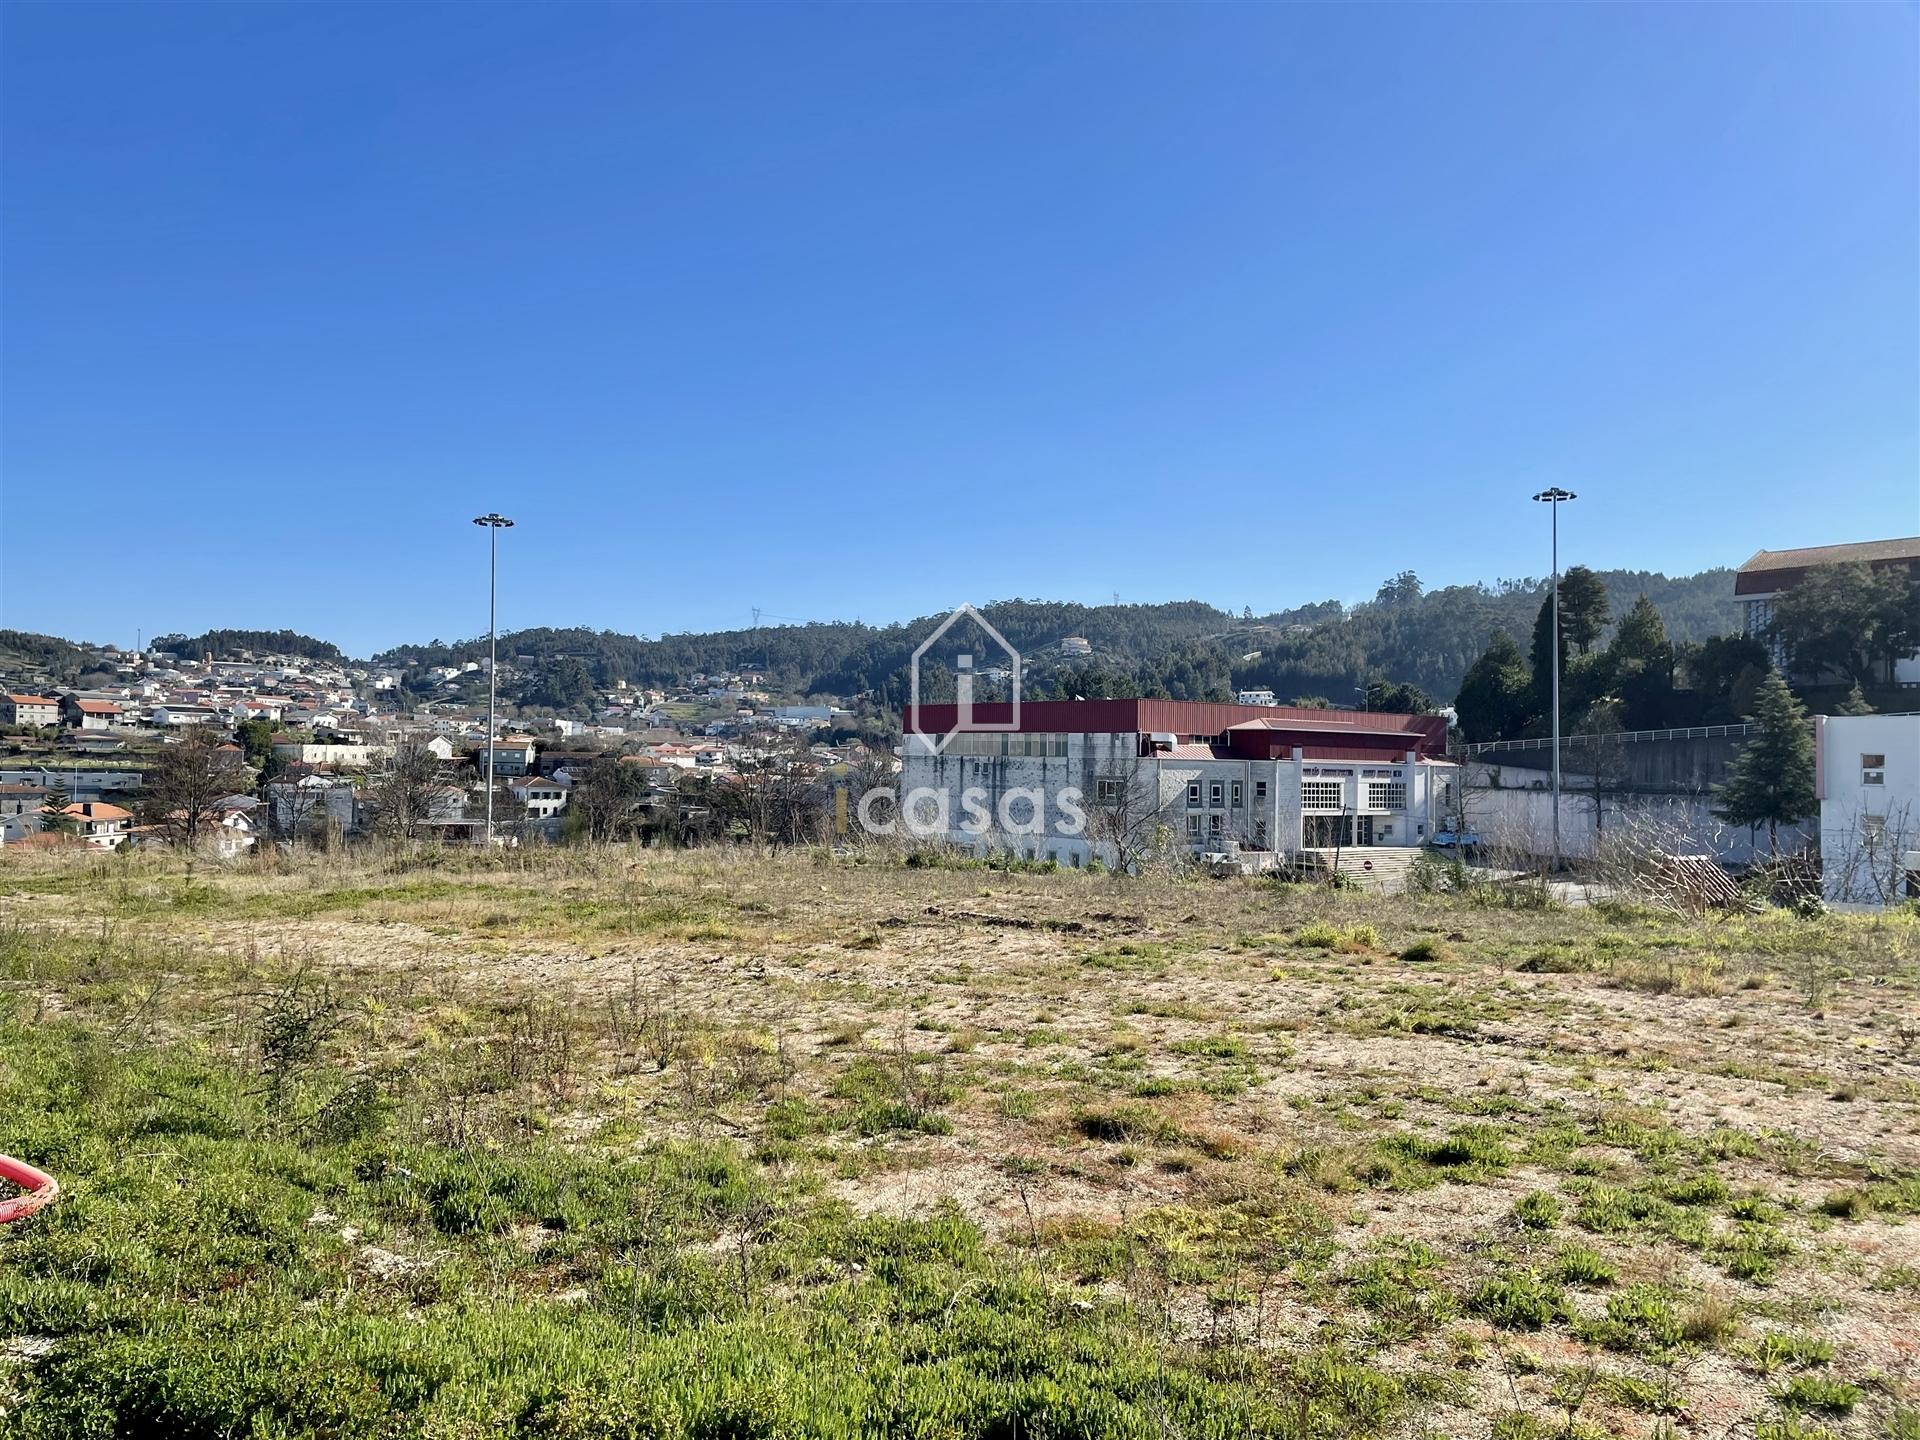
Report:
1302,780,1343,810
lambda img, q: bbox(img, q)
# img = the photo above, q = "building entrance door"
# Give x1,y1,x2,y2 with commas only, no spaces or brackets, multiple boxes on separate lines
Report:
1355,816,1374,846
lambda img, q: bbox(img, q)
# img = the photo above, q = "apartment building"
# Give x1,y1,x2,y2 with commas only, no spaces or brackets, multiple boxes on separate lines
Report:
1,694,60,728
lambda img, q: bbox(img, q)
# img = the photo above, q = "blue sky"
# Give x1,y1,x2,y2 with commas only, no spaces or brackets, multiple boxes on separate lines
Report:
2,1,1915,656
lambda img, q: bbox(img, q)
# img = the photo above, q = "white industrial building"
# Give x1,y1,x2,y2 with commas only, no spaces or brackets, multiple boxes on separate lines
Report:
893,699,1453,870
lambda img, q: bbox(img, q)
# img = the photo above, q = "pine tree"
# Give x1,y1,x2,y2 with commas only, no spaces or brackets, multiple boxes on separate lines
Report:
1609,595,1676,728
39,780,73,834
1836,683,1873,716
1558,566,1611,654
1713,671,1815,854
1456,631,1535,743
1609,595,1672,681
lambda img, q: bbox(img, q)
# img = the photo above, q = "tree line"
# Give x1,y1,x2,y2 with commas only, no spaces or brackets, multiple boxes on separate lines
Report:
1454,560,1918,744
371,568,1740,713
152,629,346,664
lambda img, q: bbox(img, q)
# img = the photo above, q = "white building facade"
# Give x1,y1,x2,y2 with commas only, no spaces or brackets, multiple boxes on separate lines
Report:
1818,713,1920,908
893,700,1452,870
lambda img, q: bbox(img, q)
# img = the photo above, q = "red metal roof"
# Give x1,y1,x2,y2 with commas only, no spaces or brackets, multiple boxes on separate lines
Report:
904,698,1447,757
1734,537,1920,595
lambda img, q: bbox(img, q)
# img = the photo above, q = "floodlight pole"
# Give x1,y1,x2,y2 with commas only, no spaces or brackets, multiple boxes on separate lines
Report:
1531,488,1576,873
473,514,514,846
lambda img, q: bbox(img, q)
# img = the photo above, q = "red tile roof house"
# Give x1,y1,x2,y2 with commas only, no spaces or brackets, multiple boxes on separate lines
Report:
1736,537,1920,684
61,697,125,730
1,695,61,728
895,698,1454,871
56,802,133,851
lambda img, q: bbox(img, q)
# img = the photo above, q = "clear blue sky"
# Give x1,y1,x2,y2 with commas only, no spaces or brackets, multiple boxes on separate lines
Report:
2,1,1915,656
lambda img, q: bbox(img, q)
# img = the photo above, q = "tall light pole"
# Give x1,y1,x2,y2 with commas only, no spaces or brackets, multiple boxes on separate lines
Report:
1531,488,1576,872
473,513,514,847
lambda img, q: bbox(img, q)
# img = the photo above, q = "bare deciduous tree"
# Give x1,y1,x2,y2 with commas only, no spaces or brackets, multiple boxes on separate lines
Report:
265,773,325,845
567,759,654,844
1086,749,1171,873
1822,801,1917,909
140,729,252,848
366,737,448,840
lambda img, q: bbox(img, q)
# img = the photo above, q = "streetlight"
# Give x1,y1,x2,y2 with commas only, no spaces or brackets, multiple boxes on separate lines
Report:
473,513,514,847
1355,683,1368,713
1531,487,1576,872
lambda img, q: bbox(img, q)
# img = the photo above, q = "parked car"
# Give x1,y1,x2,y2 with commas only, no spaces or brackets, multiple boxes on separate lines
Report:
1429,826,1481,848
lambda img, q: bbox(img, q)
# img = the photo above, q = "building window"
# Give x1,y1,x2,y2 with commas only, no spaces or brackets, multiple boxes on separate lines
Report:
1366,781,1408,811
1209,813,1223,835
1863,814,1887,845
1209,782,1223,807
1230,781,1243,807
1255,780,1267,800
1302,780,1343,811
1186,814,1202,836
940,732,1068,759
1863,754,1886,786
1187,783,1202,807
1096,777,1124,804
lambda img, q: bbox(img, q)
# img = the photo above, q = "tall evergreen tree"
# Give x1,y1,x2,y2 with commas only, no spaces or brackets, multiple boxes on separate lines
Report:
1557,566,1611,654
1456,631,1534,743
1609,594,1676,728
1609,596,1673,681
1713,671,1815,854
39,779,73,834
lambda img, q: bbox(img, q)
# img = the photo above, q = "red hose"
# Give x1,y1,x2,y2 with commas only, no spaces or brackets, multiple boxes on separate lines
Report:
0,1154,57,1224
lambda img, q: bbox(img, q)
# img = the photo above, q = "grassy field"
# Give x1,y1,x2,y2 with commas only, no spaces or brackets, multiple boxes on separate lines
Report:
0,845,1915,1439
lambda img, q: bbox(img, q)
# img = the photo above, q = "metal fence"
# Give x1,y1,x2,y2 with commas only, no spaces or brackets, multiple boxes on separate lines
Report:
1464,723,1758,757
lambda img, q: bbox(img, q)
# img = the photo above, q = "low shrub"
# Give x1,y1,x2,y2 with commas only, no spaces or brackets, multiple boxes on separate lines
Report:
1467,1270,1567,1330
